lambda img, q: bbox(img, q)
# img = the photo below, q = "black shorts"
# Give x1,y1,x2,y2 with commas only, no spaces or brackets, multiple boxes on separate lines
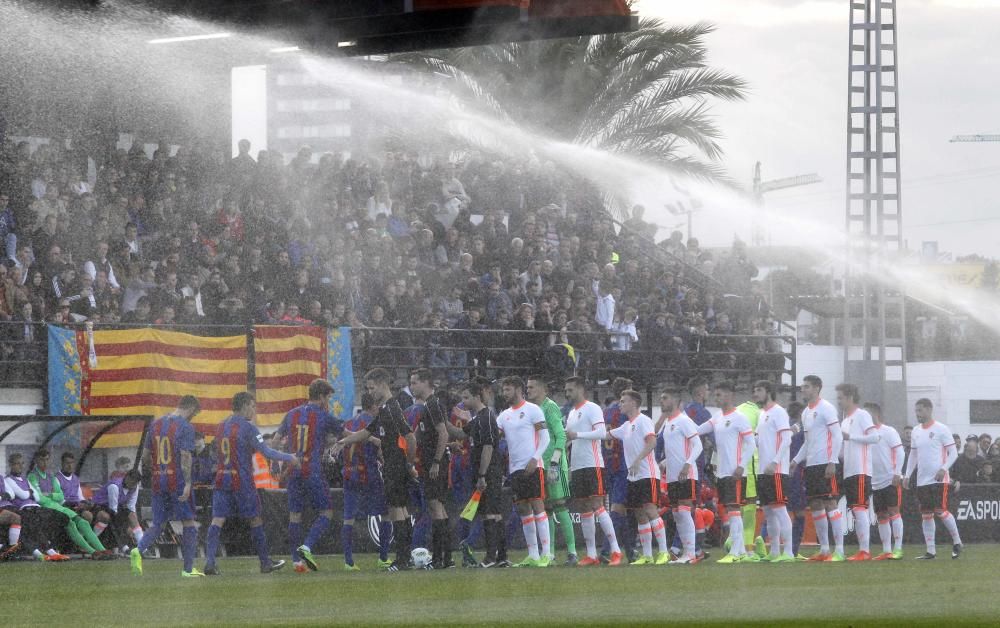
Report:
420,467,449,503
757,474,789,506
844,474,871,509
916,483,950,513
667,479,698,504
479,471,504,516
873,485,902,513
383,466,411,508
625,478,659,509
804,464,841,500
571,468,606,499
510,468,545,502
717,476,746,507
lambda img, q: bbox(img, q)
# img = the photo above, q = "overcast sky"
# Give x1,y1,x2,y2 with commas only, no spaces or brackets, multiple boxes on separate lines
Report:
634,0,1000,257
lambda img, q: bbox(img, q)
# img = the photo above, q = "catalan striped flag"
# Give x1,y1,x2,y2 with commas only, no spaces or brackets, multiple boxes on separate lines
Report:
48,326,248,447
253,326,326,427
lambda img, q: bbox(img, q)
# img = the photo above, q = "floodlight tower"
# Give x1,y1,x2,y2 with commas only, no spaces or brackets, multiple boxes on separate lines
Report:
843,0,907,424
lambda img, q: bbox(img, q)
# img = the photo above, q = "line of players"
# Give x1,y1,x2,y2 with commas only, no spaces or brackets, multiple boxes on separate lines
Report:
6,369,962,575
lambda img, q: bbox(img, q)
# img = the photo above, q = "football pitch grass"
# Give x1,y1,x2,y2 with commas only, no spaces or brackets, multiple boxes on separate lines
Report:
4,545,1000,626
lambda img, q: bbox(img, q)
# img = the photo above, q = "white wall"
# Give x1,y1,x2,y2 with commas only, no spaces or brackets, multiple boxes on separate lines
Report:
795,344,845,388
907,361,1000,440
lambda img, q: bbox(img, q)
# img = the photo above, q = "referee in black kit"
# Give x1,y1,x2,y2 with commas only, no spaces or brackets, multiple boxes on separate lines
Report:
455,377,509,568
337,368,417,571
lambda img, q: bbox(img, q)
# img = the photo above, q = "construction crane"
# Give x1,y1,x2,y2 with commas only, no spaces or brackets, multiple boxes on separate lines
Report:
950,135,1000,143
751,162,822,246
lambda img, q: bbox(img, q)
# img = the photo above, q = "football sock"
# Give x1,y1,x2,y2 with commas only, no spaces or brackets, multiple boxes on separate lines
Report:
412,512,430,549
181,525,197,573
92,521,108,537
937,511,961,545
304,515,331,551
637,522,652,557
922,514,936,554
378,520,392,561
394,518,413,564
495,519,508,561
596,507,621,554
249,524,271,567
546,510,556,557
673,507,696,556
741,504,756,549
130,526,143,547
138,523,160,554
205,524,222,567
811,510,829,553
765,507,779,556
829,510,845,554
651,518,668,553
556,507,576,555
341,523,354,566
853,507,870,553
521,514,539,560
728,509,744,555
890,513,904,551
288,521,303,563
535,512,551,558
66,518,96,554
776,506,793,556
483,518,497,562
455,517,470,547
626,511,638,555
9,524,21,545
84,518,108,551
609,510,627,555
878,518,892,554
581,511,597,558
792,513,805,555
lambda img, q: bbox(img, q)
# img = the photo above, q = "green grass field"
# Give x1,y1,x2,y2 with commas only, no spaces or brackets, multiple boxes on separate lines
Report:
3,545,1000,626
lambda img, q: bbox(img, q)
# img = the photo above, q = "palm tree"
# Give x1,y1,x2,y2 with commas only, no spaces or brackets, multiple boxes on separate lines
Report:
394,18,747,185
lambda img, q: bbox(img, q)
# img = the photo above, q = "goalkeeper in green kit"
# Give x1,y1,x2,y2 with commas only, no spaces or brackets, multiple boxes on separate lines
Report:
526,376,577,566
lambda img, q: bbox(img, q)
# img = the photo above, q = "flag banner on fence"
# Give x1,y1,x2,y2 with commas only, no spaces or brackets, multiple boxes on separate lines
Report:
327,326,355,419
253,326,326,427
48,325,248,447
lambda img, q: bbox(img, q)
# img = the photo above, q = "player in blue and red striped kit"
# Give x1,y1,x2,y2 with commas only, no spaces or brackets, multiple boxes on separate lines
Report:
203,392,300,575
131,395,202,577
340,393,391,570
276,379,344,573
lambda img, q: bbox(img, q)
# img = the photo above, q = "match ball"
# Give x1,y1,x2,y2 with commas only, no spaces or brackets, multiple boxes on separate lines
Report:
411,547,432,568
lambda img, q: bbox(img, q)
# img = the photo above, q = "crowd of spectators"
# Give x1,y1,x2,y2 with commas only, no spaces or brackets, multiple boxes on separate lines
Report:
1,132,779,380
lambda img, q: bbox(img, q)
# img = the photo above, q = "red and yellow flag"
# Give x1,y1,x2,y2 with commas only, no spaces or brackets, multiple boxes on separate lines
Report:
81,328,248,447
253,326,326,427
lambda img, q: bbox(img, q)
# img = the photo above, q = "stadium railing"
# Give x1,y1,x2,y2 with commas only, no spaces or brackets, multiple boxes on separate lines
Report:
0,321,796,405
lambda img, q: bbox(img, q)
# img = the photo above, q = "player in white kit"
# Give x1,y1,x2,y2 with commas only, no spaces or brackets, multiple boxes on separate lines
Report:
655,389,703,564
752,381,794,563
698,381,756,563
564,376,623,566
835,383,880,561
904,398,962,560
609,390,669,565
865,402,905,560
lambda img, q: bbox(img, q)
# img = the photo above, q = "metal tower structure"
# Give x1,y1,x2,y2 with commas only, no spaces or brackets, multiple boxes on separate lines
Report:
843,0,907,424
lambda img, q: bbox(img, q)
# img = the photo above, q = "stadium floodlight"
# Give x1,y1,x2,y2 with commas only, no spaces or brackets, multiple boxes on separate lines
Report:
269,46,301,53
148,33,233,45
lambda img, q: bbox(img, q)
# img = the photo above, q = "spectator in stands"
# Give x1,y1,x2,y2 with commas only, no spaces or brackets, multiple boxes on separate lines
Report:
951,436,982,487
978,434,992,459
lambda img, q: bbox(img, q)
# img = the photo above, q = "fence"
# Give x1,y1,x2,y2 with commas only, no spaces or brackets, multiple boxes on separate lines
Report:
0,321,796,407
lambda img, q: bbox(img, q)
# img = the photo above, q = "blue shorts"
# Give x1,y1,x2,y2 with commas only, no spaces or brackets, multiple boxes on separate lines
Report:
409,479,427,514
343,481,387,520
451,471,475,505
287,474,332,513
211,488,261,519
151,491,195,525
608,469,629,506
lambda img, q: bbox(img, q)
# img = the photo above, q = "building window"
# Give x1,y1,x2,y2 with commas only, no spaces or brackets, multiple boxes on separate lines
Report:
970,400,1000,425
